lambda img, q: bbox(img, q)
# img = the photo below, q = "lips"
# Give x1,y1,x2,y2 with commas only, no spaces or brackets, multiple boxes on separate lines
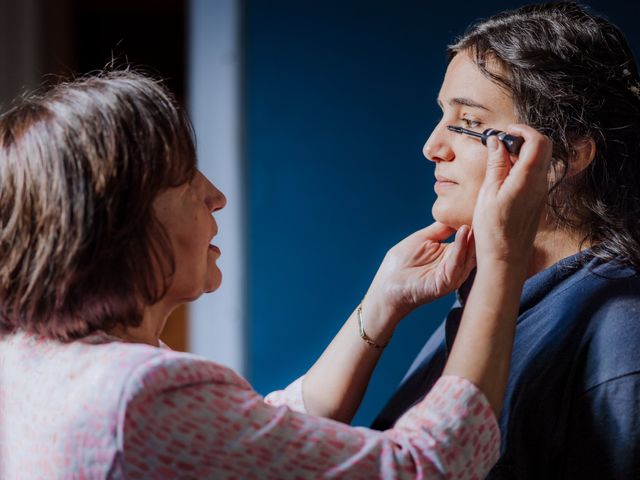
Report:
208,222,219,254
435,173,457,184
434,173,458,195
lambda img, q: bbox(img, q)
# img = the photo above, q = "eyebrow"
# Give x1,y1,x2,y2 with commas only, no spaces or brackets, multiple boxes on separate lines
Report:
437,97,492,112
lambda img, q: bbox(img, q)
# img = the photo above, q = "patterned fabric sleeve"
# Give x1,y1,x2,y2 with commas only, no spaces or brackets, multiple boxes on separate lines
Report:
263,376,307,413
118,354,500,480
389,376,500,478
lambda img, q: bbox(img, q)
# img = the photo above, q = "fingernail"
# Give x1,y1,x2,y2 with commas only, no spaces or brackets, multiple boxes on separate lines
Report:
487,135,499,152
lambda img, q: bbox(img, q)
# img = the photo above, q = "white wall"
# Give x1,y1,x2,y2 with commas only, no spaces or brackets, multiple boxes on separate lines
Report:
188,0,245,373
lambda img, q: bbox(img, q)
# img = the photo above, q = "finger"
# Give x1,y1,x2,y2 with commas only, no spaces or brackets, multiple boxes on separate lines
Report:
481,135,512,194
411,221,457,243
442,225,470,282
499,125,552,203
464,228,477,273
506,124,553,177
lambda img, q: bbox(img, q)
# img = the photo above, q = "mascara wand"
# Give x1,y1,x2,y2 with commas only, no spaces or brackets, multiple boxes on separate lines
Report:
447,125,524,155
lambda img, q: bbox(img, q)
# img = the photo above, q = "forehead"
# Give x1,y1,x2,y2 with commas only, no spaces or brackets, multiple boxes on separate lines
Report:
439,51,515,117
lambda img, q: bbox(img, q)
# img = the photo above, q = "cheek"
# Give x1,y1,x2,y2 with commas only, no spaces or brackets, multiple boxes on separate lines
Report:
465,161,487,202
432,159,487,228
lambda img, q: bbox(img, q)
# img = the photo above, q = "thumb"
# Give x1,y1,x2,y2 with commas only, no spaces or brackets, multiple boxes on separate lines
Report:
482,135,511,193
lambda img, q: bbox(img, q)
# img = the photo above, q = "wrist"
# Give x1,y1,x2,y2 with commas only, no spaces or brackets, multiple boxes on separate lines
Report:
477,256,528,281
364,280,416,325
473,265,527,301
359,295,400,345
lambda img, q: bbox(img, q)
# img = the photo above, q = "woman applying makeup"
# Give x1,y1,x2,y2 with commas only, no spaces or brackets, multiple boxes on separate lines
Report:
0,70,549,478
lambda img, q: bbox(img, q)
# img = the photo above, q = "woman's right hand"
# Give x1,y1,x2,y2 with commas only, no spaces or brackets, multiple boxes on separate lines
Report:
442,124,552,415
472,124,552,276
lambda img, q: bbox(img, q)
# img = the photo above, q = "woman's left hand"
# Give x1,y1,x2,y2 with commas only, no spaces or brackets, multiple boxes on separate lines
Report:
302,222,475,421
364,222,476,328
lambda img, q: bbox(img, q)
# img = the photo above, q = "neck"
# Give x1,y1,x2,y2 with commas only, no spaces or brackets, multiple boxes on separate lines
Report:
110,300,175,347
527,223,588,278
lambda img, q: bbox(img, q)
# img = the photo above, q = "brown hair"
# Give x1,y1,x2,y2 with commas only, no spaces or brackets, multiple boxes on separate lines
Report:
0,70,197,340
448,2,640,269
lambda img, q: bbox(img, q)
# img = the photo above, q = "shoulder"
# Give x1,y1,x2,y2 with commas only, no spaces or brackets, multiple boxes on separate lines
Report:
580,259,640,341
577,262,640,389
542,256,640,325
116,347,250,406
0,332,250,477
551,257,639,304
107,342,253,475
2,331,250,412
517,256,640,390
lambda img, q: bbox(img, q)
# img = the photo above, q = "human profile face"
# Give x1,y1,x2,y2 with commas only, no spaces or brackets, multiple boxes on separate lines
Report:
424,51,519,228
152,170,226,303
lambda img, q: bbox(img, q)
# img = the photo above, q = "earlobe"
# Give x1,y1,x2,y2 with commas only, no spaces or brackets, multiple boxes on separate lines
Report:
568,137,596,177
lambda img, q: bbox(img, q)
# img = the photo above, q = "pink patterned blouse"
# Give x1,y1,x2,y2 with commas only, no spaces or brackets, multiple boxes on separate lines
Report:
0,330,500,479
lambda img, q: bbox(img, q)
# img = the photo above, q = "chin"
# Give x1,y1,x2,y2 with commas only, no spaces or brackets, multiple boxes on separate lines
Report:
174,277,222,301
205,279,222,294
432,202,472,230
204,268,222,293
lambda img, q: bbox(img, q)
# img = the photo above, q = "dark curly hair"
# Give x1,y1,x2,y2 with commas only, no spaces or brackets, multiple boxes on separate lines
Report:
449,2,640,269
0,70,197,340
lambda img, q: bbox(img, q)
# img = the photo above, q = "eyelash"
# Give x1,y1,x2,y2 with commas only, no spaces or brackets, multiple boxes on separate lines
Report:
461,118,481,129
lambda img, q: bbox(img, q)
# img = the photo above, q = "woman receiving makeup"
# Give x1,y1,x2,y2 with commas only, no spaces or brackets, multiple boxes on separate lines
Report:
364,3,640,478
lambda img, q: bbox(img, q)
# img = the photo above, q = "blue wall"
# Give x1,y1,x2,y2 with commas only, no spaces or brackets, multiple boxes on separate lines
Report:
245,0,640,425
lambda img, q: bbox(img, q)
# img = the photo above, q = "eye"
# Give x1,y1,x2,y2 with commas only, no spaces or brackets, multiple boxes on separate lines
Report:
186,168,200,186
461,117,481,129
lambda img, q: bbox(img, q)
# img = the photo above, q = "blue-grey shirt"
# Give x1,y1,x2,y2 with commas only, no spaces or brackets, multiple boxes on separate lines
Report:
372,253,640,479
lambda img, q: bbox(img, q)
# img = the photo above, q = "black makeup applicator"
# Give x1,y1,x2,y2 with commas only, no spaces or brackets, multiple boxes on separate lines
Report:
447,125,524,155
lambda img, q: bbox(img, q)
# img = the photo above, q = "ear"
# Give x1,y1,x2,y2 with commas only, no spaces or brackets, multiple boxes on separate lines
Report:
567,137,596,177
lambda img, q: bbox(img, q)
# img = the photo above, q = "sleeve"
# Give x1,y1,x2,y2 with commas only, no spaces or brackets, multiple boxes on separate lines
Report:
263,376,307,413
563,373,640,478
120,373,500,479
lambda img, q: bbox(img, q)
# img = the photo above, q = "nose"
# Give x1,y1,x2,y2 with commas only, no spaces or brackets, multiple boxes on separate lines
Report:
198,171,227,212
207,185,227,213
423,123,455,163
